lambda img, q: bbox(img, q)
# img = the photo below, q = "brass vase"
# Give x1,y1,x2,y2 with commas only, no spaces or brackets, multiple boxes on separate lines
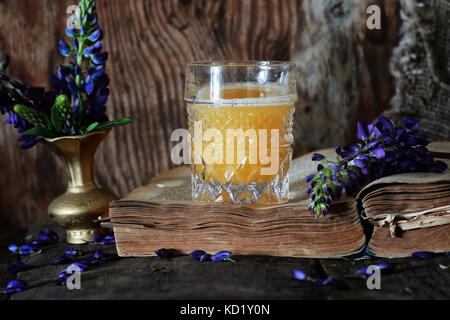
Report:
44,130,118,244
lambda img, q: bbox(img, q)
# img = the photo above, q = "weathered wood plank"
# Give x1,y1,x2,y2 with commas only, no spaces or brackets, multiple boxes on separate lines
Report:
320,256,450,300
2,223,448,300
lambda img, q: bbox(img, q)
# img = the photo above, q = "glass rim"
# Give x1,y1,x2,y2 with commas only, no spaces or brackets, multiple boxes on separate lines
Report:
187,60,296,68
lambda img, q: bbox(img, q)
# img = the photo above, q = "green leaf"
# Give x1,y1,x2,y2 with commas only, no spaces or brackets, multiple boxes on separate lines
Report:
22,127,57,138
51,104,62,133
95,117,135,131
85,122,99,133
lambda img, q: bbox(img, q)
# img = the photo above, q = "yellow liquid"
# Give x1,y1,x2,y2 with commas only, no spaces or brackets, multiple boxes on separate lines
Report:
188,86,295,199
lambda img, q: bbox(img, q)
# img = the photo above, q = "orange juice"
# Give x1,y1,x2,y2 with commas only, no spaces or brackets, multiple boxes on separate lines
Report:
188,85,295,205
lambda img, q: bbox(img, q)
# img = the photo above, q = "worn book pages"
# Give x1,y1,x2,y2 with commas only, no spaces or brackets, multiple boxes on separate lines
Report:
357,142,450,257
357,143,450,235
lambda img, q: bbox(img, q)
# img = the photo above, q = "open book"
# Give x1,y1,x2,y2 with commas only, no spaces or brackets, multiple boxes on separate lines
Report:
106,143,450,258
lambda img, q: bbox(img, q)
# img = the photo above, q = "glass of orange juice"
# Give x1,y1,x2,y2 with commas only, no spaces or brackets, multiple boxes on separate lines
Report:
185,61,297,205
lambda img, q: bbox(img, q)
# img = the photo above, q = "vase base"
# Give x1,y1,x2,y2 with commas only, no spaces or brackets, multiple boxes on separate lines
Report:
66,228,98,244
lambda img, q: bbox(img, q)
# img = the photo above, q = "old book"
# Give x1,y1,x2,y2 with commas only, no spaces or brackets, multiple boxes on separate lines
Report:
107,143,450,259
356,142,450,258
107,148,366,258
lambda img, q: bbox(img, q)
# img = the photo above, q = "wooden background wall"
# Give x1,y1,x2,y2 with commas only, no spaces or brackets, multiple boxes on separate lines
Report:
0,0,414,228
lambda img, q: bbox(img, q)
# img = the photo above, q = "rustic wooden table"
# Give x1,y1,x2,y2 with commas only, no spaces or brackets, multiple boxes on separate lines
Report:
1,223,449,300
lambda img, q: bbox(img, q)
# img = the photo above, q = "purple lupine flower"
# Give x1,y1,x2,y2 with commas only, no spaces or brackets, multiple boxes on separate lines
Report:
101,236,116,245
293,270,309,281
211,251,236,263
64,248,82,258
155,248,174,259
50,248,82,265
313,278,351,291
50,255,72,266
68,262,89,273
358,263,394,276
58,40,72,57
200,253,212,262
2,279,27,294
8,244,40,256
190,250,235,263
412,252,434,259
190,250,208,260
7,262,30,275
312,153,325,161
293,270,350,291
190,250,211,262
92,250,118,262
38,228,59,243
88,29,102,42
0,55,10,72
89,234,116,245
306,116,448,216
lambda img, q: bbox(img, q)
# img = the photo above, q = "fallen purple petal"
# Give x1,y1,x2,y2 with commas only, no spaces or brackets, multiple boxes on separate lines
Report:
314,278,351,291
7,262,30,275
155,248,174,259
56,271,70,286
8,244,19,254
50,255,72,266
412,252,434,259
293,270,349,291
38,228,59,243
89,234,116,245
67,262,88,273
2,279,27,294
200,254,212,262
100,235,116,245
293,270,308,281
92,250,118,262
190,250,208,260
312,153,325,161
358,263,395,276
64,248,82,258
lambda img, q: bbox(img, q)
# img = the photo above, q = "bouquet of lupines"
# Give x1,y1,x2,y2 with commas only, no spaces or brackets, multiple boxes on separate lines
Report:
0,0,133,149
306,116,448,217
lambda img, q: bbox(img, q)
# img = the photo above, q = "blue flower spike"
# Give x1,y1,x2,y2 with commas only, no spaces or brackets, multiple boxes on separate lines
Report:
306,116,448,217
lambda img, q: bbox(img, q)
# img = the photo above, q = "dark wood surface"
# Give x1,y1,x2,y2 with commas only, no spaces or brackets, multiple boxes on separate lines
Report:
0,0,401,229
1,223,449,300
